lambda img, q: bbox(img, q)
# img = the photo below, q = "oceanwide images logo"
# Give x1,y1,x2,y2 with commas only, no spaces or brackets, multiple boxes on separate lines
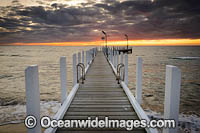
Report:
24,115,176,130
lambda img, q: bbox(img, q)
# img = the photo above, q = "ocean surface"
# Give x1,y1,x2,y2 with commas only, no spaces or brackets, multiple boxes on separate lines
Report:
0,46,200,132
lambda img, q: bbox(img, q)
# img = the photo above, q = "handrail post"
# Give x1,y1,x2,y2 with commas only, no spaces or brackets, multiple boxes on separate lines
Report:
136,57,142,105
82,51,84,67
25,65,41,133
163,65,181,133
125,54,128,85
73,54,77,86
78,52,81,80
77,63,85,84
60,57,67,104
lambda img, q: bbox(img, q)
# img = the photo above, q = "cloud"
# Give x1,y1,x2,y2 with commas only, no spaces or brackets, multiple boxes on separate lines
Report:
0,0,200,44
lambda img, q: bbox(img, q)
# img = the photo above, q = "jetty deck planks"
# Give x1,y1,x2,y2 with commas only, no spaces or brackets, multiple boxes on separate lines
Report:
56,52,146,133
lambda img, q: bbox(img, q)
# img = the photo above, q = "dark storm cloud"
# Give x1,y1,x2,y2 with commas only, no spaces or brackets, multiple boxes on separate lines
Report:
0,0,200,44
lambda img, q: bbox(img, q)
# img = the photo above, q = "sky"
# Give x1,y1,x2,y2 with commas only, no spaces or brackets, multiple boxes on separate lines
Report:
0,0,200,46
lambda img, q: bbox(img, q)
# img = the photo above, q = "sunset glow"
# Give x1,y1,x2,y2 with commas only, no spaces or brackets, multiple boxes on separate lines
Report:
10,39,200,46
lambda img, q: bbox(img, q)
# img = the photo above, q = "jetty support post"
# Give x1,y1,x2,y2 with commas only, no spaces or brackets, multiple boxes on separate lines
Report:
116,52,119,69
89,50,91,63
86,51,88,67
94,48,96,56
25,65,41,133
73,53,77,86
163,65,181,133
120,52,123,64
94,48,96,57
78,52,81,80
114,51,117,68
91,49,93,59
91,49,93,61
95,47,97,56
111,49,113,64
88,50,90,63
120,52,123,79
136,57,142,105
82,51,84,67
92,49,93,59
108,48,110,61
60,57,67,104
90,49,93,61
107,48,109,60
109,48,112,61
125,54,128,85
87,50,89,64
93,48,95,57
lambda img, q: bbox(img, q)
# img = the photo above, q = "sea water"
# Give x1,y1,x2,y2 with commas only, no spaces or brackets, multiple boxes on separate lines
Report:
0,46,200,132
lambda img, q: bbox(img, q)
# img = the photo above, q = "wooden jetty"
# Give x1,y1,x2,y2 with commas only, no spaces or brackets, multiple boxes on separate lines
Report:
24,47,181,133
57,52,146,133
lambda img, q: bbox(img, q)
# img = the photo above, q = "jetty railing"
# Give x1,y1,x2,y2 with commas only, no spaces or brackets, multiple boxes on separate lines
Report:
25,48,97,133
76,63,85,84
103,46,181,133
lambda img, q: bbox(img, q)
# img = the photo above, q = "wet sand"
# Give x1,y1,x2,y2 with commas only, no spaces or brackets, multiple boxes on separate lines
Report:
0,123,45,133
0,123,27,133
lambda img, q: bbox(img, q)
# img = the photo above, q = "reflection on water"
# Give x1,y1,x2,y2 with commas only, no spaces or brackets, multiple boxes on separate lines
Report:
0,46,200,123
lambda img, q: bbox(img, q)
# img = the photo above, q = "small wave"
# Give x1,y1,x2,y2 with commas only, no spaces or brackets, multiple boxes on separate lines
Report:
0,75,13,79
171,57,200,60
0,101,60,125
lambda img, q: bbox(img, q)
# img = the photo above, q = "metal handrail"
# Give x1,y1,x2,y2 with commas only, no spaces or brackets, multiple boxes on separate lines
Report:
116,63,125,84
77,63,85,84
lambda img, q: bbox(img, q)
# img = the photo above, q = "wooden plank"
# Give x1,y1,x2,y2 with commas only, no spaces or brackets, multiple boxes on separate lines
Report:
76,92,125,95
72,99,129,102
71,102,130,105
78,89,123,92
70,105,132,108
68,107,133,112
81,84,120,87
79,87,122,89
57,128,145,132
71,100,130,104
66,112,136,116
63,115,139,120
73,97,128,100
57,130,146,133
75,96,126,99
